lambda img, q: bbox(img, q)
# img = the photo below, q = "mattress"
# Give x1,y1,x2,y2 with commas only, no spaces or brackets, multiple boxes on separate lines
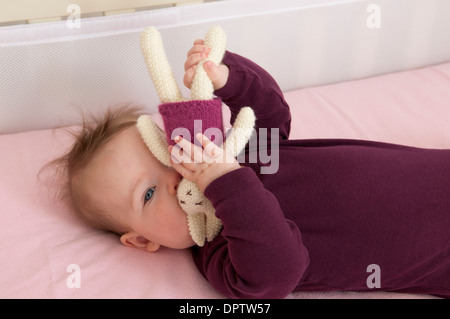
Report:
1,60,449,298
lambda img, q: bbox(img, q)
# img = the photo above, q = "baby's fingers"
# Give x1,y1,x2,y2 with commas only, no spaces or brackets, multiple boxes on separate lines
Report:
169,144,206,183
183,43,210,89
169,156,196,182
193,39,204,46
186,42,208,58
174,136,205,163
183,65,197,89
196,133,225,163
169,144,190,164
184,48,210,71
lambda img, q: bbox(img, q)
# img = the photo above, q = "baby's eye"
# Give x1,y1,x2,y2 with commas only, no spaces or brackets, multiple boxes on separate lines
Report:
144,187,155,204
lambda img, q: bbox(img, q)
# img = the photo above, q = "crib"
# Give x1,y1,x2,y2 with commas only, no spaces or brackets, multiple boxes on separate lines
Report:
0,0,449,299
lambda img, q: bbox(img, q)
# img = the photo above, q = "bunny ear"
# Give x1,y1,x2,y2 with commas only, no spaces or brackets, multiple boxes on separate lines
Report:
141,27,183,103
136,115,171,167
190,26,227,100
224,107,256,157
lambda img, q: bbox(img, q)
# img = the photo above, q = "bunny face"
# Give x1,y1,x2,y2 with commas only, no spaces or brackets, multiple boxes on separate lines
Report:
177,179,214,214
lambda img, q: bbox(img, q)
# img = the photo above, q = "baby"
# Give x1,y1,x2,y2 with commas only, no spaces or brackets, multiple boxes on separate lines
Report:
54,39,450,299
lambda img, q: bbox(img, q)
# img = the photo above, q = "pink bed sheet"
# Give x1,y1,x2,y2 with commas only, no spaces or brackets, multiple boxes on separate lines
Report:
1,61,449,299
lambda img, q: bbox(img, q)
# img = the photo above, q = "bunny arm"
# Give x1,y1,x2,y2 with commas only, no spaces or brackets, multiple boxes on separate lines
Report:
223,107,256,157
136,115,171,167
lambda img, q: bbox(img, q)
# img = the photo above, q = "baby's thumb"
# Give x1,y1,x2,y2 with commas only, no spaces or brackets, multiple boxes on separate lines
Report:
203,61,223,91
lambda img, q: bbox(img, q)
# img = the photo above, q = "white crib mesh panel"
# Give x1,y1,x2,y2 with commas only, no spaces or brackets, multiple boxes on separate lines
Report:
0,32,156,133
0,0,449,133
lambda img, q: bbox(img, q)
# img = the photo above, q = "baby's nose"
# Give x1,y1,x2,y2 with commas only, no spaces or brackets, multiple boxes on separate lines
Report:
167,171,181,196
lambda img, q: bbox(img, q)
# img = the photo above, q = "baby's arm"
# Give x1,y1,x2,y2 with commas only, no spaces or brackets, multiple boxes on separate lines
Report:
170,135,309,298
185,43,291,140
180,46,305,298
199,167,309,298
216,51,292,140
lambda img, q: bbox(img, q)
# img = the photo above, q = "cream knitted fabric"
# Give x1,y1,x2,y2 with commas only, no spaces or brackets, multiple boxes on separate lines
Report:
190,26,227,100
136,115,171,167
137,26,255,246
140,27,183,103
223,107,256,157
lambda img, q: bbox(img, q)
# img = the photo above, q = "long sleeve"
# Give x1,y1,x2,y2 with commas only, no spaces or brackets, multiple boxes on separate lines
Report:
194,167,309,299
192,51,450,299
189,52,308,298
215,51,292,140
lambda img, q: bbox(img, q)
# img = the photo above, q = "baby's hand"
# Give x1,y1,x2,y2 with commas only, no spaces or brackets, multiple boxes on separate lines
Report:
169,133,240,193
183,39,229,91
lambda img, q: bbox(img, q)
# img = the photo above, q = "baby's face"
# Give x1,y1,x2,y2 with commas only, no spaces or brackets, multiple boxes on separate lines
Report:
81,126,195,250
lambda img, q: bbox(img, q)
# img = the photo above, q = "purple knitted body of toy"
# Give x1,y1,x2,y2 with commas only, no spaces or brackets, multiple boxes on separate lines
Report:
158,98,224,146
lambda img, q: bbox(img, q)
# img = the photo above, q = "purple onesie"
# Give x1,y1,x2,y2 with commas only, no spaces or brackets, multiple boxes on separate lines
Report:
163,51,450,299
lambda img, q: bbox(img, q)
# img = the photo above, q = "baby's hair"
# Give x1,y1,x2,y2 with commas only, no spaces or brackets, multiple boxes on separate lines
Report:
44,104,147,234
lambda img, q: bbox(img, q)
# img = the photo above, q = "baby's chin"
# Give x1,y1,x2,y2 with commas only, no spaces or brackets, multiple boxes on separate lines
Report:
169,224,197,249
181,229,197,248
168,238,196,249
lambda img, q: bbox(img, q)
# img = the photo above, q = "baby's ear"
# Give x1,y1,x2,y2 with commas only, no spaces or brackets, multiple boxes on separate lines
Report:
120,231,160,252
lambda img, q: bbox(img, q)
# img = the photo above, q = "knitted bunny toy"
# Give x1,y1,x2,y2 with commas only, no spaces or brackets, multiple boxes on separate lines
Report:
137,26,256,246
